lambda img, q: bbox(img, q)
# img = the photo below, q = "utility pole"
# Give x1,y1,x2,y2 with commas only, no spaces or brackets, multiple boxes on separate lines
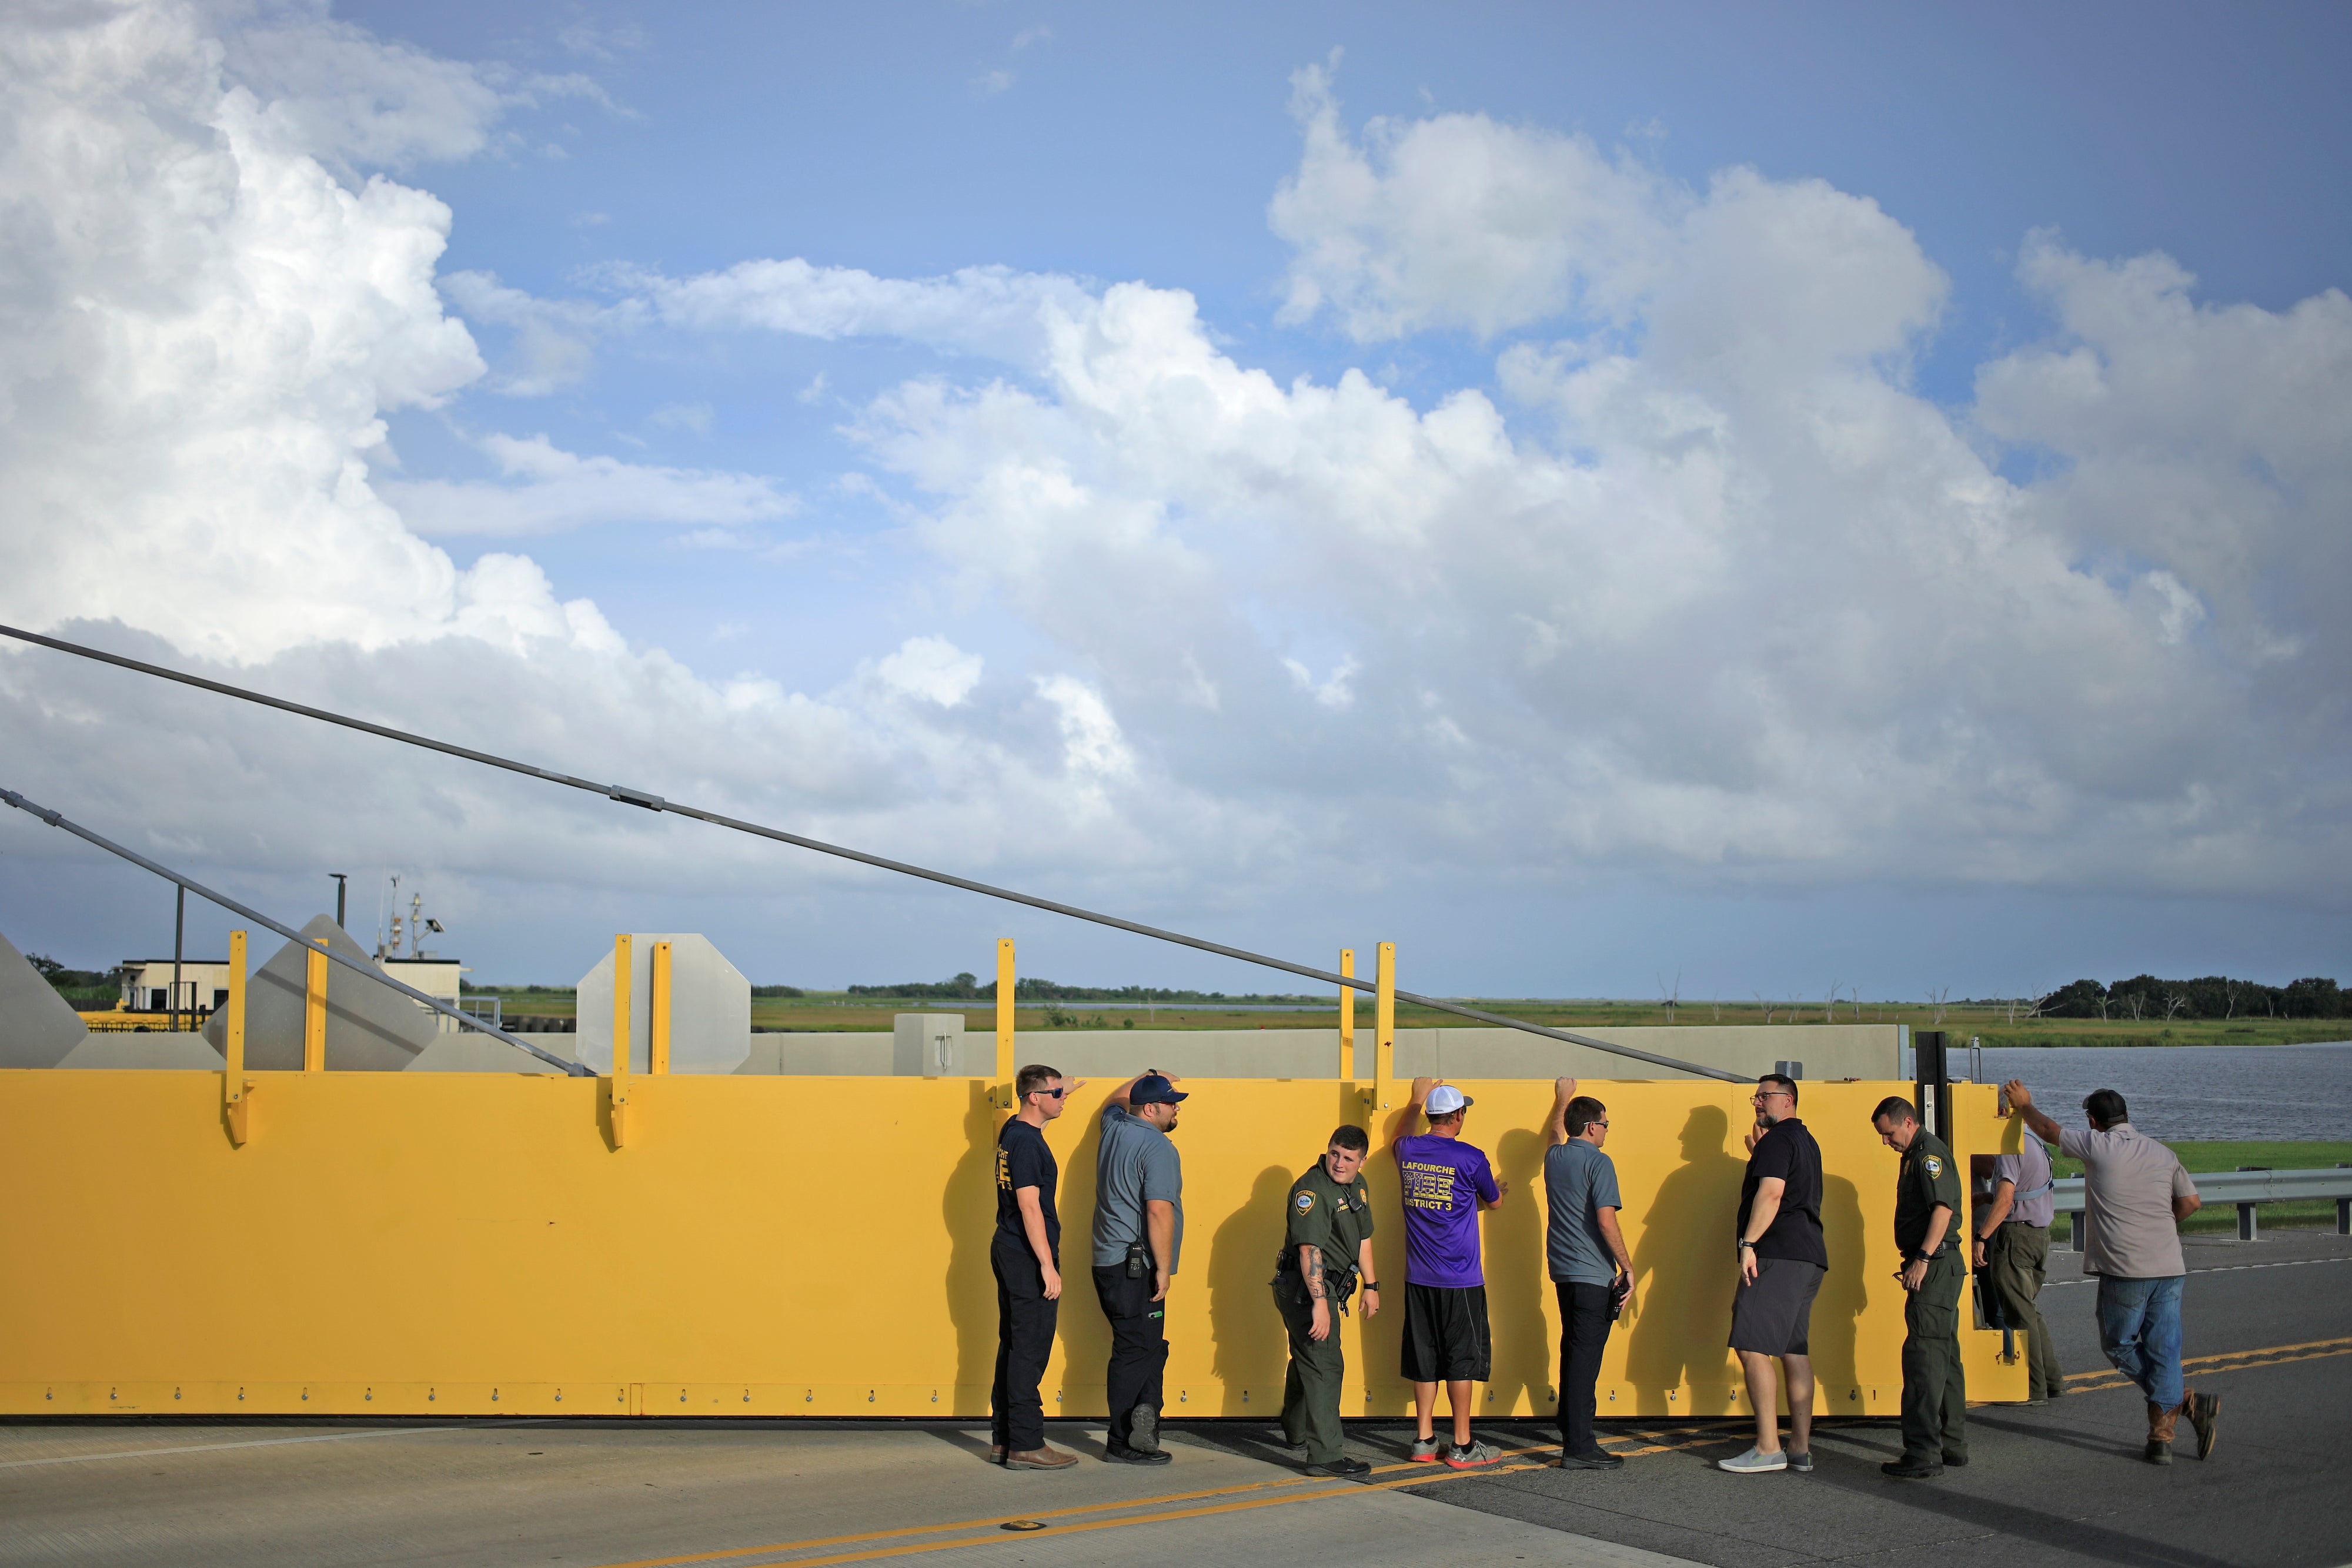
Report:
171,884,185,1032
330,873,349,929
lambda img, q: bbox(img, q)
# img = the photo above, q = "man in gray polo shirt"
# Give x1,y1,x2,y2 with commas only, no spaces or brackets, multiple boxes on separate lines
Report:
1544,1076,1632,1470
2007,1081,2217,1464
1093,1071,1187,1465
1974,1115,2064,1403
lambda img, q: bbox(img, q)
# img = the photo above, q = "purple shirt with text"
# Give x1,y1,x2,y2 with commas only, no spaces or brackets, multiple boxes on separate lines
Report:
1394,1133,1501,1288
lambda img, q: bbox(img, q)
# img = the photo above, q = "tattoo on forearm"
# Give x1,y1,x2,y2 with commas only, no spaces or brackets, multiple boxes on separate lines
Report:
1305,1249,1324,1302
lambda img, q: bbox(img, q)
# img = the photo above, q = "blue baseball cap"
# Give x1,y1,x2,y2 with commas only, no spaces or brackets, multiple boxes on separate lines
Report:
1130,1073,1188,1105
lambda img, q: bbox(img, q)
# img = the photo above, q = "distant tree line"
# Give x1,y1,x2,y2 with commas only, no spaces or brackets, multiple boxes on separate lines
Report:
27,955,120,999
2040,974,2343,1021
845,972,1317,1004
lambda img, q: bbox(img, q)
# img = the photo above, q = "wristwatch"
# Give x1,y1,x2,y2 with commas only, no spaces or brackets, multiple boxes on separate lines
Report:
1735,1240,1755,1252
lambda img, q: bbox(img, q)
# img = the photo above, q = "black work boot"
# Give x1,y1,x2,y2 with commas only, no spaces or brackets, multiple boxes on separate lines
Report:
1127,1403,1162,1455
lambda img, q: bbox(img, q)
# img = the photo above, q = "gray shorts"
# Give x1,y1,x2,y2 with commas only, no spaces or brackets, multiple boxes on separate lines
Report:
1729,1256,1825,1356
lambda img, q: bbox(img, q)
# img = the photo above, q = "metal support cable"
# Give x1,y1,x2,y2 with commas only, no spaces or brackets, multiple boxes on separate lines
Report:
0,623,1743,1082
0,787,591,1077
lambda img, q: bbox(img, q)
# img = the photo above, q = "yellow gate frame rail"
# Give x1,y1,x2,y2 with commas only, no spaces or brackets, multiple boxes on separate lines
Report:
0,1071,2026,1419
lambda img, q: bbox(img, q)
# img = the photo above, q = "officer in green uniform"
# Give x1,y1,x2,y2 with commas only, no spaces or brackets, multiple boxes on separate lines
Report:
1272,1124,1382,1477
1872,1095,1967,1478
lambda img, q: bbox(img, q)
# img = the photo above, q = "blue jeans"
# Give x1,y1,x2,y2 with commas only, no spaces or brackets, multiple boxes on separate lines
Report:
2096,1275,2183,1410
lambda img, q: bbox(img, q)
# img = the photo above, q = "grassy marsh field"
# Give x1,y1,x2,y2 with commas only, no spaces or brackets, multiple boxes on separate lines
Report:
460,988,2346,1045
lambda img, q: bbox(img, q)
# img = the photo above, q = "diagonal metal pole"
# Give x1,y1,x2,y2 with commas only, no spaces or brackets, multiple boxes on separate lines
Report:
0,623,1744,1081
0,787,591,1076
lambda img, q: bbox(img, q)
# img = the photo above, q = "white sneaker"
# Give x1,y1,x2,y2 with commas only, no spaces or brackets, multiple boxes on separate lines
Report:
1717,1446,1788,1474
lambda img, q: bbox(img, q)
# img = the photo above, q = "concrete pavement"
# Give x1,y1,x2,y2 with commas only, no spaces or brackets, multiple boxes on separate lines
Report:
0,1413,1696,1568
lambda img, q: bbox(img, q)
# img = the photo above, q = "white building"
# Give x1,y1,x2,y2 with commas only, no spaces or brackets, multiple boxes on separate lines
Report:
115,958,236,1016
115,952,469,1031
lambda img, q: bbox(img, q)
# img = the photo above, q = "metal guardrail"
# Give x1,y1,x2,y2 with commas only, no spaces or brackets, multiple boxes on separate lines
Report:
2053,1166,2352,1247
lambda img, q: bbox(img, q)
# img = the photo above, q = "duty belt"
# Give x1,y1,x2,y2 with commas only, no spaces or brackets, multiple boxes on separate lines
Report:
1274,1248,1360,1314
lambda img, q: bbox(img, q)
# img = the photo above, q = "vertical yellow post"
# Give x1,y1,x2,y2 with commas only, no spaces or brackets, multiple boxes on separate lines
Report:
223,930,250,1145
649,940,673,1076
1338,948,1355,1081
610,934,633,1147
1374,941,1396,1111
303,938,328,1072
995,938,1016,1104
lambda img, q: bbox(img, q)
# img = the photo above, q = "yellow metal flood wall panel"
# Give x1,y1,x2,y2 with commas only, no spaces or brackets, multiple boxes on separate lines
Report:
0,1071,2023,1417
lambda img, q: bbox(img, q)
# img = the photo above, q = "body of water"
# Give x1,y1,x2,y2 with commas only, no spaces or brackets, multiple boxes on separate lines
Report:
1942,1042,2352,1142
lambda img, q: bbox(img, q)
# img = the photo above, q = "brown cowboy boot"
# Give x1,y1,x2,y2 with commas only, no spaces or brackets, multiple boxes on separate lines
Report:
2183,1389,2221,1460
2143,1399,2179,1465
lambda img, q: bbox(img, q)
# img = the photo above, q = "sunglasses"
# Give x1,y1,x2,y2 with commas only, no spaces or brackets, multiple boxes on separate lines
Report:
1033,1086,1068,1099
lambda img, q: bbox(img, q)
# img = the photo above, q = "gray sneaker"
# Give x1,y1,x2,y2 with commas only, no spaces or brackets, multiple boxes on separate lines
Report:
1409,1437,1442,1463
1786,1450,1813,1473
1443,1440,1502,1469
1717,1446,1788,1474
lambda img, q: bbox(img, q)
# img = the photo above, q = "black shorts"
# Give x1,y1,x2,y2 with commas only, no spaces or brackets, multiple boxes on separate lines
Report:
1401,1283,1491,1382
1729,1256,1825,1356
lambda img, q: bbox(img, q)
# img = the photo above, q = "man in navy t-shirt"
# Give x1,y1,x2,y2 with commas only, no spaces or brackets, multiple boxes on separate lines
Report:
1395,1077,1506,1469
993,1063,1079,1470
1718,1073,1828,1476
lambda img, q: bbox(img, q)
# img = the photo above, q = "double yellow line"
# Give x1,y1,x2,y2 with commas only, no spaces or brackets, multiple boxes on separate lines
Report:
589,1443,1596,1568
2061,1333,2352,1395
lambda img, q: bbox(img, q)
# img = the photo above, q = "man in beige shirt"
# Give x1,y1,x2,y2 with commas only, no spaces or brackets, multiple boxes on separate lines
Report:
2006,1081,2219,1465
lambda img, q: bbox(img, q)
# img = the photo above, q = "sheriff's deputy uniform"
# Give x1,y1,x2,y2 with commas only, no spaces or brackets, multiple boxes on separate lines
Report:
1272,1159,1376,1472
1895,1124,1968,1470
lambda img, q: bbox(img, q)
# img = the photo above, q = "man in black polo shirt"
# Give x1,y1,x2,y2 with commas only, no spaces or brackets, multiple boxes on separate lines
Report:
1718,1073,1828,1475
993,1063,1080,1471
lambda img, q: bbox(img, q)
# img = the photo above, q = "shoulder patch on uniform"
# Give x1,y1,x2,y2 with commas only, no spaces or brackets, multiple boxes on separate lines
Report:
1295,1190,1317,1212
1922,1155,1943,1178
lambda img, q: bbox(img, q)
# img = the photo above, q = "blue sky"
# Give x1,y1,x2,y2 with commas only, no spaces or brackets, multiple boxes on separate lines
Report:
2,1,2347,998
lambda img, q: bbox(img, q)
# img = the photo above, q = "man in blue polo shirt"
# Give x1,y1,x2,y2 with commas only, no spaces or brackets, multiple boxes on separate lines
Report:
1396,1076,1506,1469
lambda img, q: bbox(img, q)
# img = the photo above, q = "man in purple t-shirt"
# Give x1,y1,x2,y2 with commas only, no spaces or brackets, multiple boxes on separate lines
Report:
1395,1077,1507,1469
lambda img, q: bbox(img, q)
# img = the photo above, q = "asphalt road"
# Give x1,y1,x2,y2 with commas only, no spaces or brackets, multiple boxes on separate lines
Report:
1202,1226,2352,1568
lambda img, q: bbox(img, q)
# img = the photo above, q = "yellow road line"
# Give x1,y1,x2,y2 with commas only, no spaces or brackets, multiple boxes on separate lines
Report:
707,1461,1553,1568
2062,1334,2352,1392
589,1473,1332,1568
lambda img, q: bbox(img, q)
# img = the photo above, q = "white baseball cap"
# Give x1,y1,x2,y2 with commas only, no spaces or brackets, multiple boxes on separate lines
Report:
1425,1084,1474,1115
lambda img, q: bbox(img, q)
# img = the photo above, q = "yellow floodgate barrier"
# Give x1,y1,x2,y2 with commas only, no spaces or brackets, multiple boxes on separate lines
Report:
0,1066,2026,1418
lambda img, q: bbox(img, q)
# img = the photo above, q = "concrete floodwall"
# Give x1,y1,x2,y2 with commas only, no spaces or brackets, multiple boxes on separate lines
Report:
0,1068,2024,1419
736,1021,1899,1083
41,1020,1897,1085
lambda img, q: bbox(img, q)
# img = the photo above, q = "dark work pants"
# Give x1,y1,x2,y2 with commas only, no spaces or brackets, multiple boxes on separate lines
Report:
1986,1222,2063,1398
1274,1275,1347,1463
1900,1252,1968,1465
991,1233,1058,1453
1093,1263,1169,1448
1554,1281,1613,1456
